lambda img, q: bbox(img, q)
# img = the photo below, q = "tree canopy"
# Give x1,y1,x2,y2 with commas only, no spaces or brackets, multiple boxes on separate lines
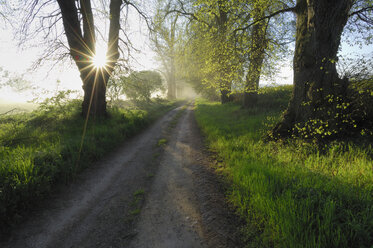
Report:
120,70,165,102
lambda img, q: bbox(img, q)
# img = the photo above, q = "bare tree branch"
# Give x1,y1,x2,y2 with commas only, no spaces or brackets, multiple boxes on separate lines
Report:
233,6,296,34
349,6,373,17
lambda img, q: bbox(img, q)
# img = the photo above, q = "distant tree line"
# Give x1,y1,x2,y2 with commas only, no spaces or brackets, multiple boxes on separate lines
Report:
2,0,372,141
151,0,373,141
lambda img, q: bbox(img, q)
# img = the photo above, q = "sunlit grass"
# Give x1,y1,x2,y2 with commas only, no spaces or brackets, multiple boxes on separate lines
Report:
194,86,373,248
0,98,178,231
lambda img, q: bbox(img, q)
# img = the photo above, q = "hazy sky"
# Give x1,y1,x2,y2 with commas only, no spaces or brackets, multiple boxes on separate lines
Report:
0,3,157,103
0,3,372,103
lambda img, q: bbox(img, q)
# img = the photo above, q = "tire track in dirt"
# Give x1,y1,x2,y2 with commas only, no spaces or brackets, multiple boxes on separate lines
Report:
1,106,183,248
129,103,242,248
2,103,242,248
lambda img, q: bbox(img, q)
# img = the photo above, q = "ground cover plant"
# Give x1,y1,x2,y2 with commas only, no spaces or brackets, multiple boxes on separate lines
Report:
0,97,179,233
195,85,373,248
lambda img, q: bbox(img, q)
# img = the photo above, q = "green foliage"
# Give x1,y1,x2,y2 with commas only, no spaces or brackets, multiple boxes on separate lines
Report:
0,98,177,231
157,138,167,146
269,80,373,142
195,86,373,247
106,70,165,106
120,70,165,102
176,0,294,99
348,78,373,131
38,89,80,114
151,0,182,98
257,85,293,109
133,189,145,197
0,67,33,92
130,189,145,216
106,69,127,107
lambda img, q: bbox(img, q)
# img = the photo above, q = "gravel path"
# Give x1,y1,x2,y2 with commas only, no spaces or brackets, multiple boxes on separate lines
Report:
1,103,242,248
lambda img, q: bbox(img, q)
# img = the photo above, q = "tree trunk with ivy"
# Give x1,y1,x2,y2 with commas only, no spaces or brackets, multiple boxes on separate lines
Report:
272,0,353,139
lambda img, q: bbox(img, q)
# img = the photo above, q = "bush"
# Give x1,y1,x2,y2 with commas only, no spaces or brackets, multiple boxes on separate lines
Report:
286,79,373,142
108,70,165,103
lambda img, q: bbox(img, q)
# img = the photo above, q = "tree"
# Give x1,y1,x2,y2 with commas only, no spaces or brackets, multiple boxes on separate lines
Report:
0,67,34,92
242,3,270,107
176,22,221,101
151,0,181,99
180,0,241,103
106,67,128,107
272,0,373,140
56,0,122,117
15,0,149,117
120,70,165,102
172,0,293,105
227,0,295,108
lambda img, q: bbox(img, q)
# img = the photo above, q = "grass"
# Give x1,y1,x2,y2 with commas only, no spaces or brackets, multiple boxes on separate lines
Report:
157,138,167,147
194,85,373,248
0,98,179,232
133,189,145,197
129,189,145,216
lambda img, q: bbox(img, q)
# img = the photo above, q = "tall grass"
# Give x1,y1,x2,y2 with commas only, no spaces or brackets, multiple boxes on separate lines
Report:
195,86,373,248
0,98,178,232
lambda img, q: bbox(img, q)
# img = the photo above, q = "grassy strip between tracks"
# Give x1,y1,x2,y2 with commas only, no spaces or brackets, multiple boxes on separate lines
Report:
194,86,373,248
0,98,181,232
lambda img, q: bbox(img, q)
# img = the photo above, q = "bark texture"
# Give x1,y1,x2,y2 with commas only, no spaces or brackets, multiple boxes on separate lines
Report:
81,70,109,117
273,0,353,138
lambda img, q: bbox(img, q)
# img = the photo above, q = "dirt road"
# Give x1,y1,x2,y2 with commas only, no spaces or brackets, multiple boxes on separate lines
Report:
2,103,242,248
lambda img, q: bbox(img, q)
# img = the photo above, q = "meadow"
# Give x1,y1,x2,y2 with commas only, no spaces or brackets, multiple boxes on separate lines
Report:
0,98,179,232
195,86,373,248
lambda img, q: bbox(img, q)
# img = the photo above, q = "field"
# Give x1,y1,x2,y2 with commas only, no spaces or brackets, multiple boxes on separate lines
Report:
0,102,38,114
0,99,179,232
194,86,373,248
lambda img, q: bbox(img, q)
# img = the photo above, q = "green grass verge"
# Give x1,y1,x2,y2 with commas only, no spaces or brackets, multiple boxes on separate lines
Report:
0,98,179,231
194,86,373,248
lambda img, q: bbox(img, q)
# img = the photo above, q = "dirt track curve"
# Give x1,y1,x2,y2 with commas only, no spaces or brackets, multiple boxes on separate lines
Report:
2,103,242,248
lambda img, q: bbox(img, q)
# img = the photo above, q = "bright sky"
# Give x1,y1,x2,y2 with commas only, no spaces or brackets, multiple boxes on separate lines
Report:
0,3,158,103
0,3,372,103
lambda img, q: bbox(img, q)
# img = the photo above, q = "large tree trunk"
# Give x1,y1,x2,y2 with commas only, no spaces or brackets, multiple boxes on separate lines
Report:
243,8,268,108
57,0,122,117
272,0,352,138
220,88,231,104
81,69,109,117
